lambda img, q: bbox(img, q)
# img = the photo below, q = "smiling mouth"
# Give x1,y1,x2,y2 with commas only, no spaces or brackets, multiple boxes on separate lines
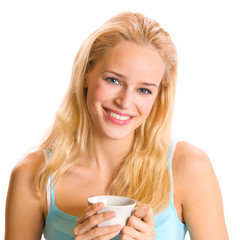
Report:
103,107,134,121
106,109,131,121
107,110,131,120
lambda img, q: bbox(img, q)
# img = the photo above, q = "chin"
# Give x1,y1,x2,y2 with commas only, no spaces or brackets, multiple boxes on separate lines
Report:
105,133,130,141
103,128,134,141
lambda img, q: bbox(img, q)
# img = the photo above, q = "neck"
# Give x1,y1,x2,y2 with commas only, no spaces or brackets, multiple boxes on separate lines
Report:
86,132,134,171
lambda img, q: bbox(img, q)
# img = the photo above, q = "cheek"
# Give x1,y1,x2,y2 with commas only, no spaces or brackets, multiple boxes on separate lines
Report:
88,82,109,103
137,98,156,117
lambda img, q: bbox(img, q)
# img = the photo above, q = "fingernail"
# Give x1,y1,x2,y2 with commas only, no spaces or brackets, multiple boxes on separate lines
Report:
109,211,116,217
115,224,123,230
73,228,77,235
113,230,120,236
97,202,104,208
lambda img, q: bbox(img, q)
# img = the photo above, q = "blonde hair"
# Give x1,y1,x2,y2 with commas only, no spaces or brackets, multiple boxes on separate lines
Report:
37,12,177,213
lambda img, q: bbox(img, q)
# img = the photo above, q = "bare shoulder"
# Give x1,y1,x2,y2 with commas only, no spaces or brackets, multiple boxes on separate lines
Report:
172,141,229,239
5,151,46,239
12,151,45,180
173,141,212,177
9,151,45,196
8,150,46,212
172,141,216,201
7,150,46,208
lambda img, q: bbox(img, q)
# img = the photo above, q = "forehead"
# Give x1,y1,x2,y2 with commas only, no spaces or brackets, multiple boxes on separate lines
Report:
94,41,166,85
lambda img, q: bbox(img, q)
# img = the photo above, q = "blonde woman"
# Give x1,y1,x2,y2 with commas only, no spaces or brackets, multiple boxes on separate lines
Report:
5,12,228,240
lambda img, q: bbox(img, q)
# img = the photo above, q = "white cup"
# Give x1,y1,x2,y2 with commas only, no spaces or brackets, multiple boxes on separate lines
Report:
88,195,136,227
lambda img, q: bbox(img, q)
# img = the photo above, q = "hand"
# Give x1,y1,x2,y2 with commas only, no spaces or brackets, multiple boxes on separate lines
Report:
73,202,123,240
120,204,156,240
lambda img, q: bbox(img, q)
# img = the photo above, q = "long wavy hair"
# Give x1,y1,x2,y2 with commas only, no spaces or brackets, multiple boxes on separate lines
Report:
37,12,177,213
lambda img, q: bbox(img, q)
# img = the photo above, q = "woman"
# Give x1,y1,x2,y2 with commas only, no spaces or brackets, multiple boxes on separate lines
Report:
5,12,228,240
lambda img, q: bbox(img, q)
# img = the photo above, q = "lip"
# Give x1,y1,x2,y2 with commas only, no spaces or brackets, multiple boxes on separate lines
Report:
103,107,135,126
104,107,134,117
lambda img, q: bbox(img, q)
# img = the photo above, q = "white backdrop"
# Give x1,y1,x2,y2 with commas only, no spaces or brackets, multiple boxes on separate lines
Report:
1,0,239,239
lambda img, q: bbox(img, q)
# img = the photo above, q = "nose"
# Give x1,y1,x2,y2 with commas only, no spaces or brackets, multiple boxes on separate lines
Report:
114,88,133,109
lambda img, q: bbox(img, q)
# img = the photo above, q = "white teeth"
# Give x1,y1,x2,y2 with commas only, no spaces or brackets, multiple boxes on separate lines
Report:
107,110,131,120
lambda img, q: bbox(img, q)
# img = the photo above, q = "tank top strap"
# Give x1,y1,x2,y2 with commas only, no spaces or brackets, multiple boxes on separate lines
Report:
168,141,177,202
44,149,56,210
50,174,55,207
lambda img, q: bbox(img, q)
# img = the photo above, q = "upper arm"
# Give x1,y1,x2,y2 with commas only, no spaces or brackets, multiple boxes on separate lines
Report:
175,142,229,240
5,152,45,240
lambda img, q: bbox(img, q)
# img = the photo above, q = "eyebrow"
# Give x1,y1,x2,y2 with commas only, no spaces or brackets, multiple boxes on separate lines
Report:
103,70,126,79
103,70,158,88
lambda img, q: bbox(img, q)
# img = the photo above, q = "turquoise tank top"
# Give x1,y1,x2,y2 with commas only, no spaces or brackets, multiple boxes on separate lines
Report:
43,142,187,239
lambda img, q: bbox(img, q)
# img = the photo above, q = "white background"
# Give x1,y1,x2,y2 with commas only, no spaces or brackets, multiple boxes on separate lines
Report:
1,0,239,239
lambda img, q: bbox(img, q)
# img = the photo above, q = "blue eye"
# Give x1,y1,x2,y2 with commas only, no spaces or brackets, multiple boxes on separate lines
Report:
105,77,120,85
138,88,152,94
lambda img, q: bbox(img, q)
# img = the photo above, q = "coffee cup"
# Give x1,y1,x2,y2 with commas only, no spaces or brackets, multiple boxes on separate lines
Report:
88,195,136,227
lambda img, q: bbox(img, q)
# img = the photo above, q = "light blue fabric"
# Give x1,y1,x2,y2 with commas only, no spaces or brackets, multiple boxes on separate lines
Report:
154,142,187,239
43,142,187,239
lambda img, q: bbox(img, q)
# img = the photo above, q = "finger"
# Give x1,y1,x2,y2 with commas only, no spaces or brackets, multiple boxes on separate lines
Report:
74,211,118,235
77,202,104,225
132,204,155,225
127,216,147,232
95,230,121,240
75,224,122,240
121,225,156,240
121,226,138,240
120,235,132,240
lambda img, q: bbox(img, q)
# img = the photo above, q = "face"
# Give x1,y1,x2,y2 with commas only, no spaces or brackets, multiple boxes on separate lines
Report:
85,41,166,141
